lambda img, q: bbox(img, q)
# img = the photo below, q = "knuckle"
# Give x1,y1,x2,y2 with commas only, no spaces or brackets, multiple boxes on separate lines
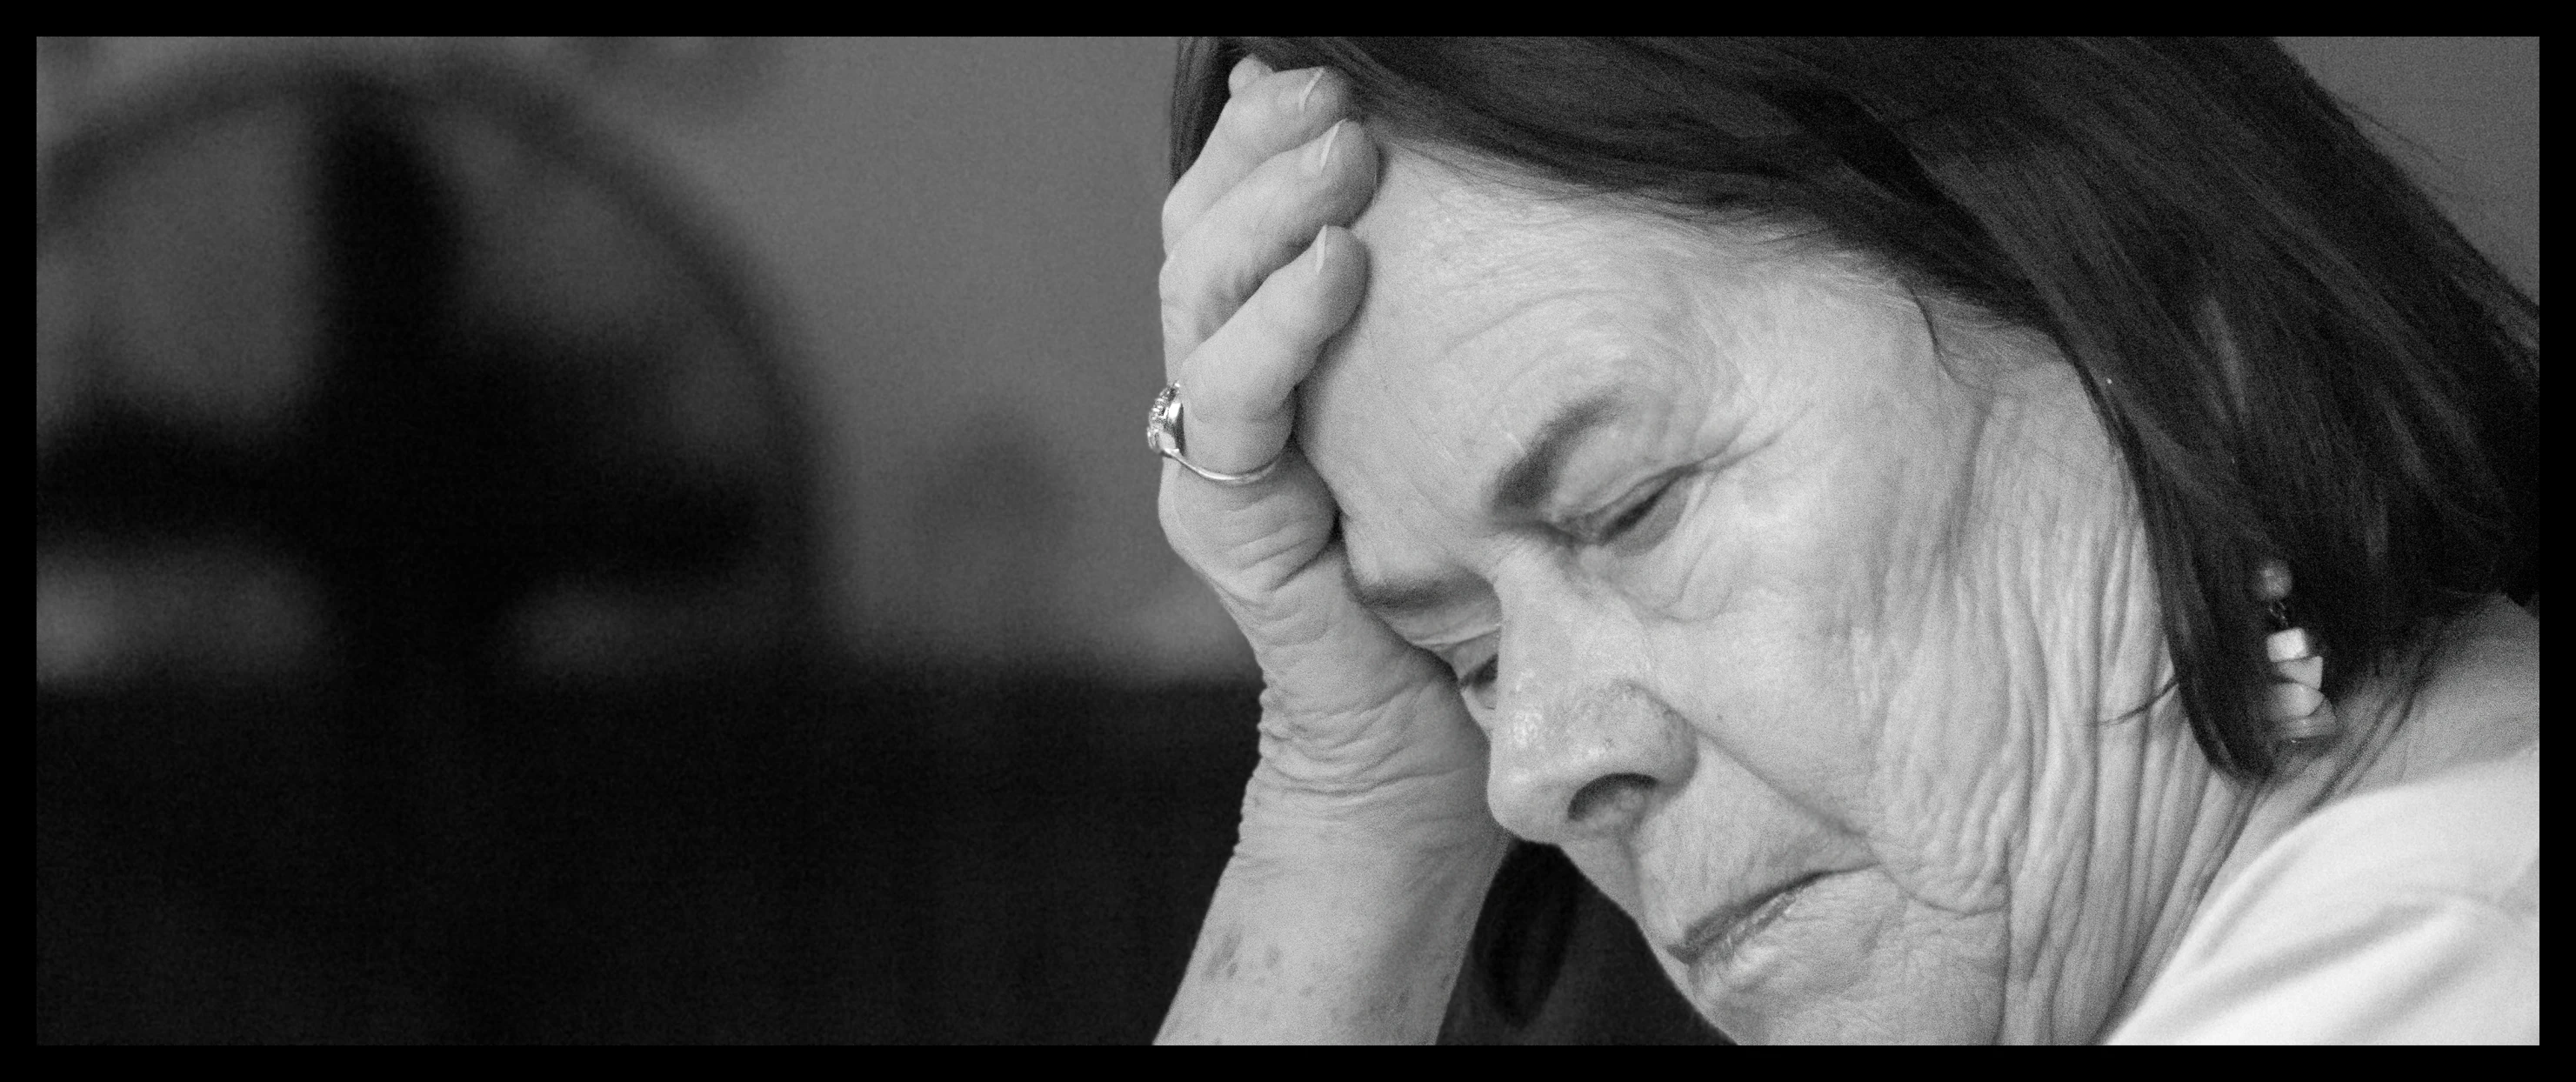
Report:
1158,271,1229,351
1155,252,1194,304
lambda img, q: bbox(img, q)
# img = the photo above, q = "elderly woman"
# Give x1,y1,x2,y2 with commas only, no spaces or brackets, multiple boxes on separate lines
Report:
1147,37,2537,1044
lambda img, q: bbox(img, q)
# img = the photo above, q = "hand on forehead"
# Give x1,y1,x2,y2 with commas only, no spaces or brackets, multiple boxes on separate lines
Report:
1299,150,1902,577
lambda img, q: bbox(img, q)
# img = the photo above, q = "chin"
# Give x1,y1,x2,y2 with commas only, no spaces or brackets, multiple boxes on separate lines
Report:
1685,958,2008,1044
1696,991,2003,1045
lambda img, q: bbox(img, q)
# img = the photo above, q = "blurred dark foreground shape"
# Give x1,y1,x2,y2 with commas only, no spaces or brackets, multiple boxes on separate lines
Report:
35,50,1711,1044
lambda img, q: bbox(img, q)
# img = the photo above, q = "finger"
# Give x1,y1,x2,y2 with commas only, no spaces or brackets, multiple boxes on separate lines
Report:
1161,119,1379,371
1228,54,1271,94
1170,224,1368,478
1163,66,1352,251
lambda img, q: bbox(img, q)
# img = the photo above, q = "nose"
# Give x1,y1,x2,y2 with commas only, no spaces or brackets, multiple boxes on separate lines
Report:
1483,588,1696,846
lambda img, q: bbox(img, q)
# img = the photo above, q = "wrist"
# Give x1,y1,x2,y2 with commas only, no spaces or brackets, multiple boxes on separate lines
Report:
1165,806,1509,1044
1233,758,1507,872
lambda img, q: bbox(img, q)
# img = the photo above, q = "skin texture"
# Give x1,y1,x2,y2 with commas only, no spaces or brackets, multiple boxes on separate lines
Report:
1153,59,2379,1044
1156,60,1510,1045
1295,151,2278,1043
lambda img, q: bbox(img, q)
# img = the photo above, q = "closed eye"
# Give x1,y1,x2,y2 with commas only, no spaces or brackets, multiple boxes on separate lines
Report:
1602,482,1669,539
1581,472,1686,551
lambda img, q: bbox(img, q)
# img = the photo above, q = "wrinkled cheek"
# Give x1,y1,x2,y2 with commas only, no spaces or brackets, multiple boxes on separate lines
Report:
1865,785,2022,919
1867,671,2031,913
1648,613,1879,827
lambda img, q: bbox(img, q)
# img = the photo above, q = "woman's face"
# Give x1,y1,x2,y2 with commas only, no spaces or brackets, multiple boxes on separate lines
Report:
1301,152,2236,1042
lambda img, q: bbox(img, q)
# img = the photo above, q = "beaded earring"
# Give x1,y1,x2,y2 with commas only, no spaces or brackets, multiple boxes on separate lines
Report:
2257,559,2338,744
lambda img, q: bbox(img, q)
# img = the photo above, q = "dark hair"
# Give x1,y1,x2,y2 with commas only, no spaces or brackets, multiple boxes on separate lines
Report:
1171,37,2539,782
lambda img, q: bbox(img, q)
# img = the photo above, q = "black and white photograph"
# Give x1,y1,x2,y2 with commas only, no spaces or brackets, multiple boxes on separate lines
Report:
35,37,2539,1044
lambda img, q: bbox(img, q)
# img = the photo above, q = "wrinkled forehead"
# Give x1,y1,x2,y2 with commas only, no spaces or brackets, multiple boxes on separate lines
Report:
1296,151,1735,538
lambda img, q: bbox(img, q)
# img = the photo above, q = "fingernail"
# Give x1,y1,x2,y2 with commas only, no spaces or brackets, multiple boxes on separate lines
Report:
1308,120,1345,174
1311,226,1333,279
1296,69,1325,114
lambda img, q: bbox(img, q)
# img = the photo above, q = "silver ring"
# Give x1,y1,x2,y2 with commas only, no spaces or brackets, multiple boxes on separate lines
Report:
1146,383,1282,486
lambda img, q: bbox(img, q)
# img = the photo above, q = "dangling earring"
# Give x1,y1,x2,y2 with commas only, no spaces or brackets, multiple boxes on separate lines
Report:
2257,558,2338,744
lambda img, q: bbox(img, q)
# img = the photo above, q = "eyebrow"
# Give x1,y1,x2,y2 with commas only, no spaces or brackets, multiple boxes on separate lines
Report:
1346,392,1626,618
1490,392,1624,515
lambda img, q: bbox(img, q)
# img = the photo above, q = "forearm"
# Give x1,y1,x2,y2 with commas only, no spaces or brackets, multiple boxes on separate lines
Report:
1158,813,1511,1044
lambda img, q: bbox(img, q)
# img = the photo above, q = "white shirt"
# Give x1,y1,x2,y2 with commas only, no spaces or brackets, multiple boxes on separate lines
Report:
2109,598,2540,1044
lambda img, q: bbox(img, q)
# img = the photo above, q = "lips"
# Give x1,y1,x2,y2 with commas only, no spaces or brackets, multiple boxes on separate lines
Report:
1671,872,1825,972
